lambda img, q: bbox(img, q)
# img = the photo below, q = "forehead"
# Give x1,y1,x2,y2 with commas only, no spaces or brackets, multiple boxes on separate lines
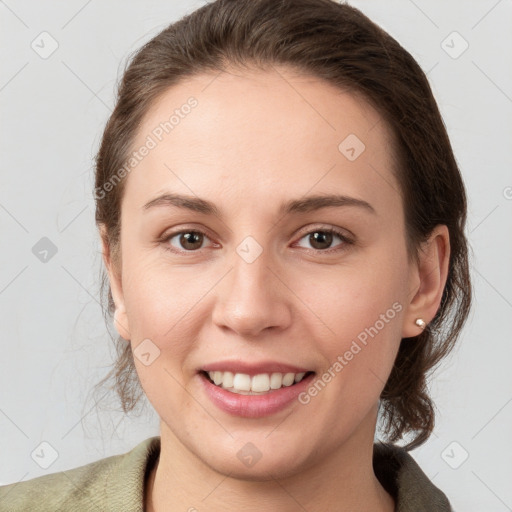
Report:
124,66,401,217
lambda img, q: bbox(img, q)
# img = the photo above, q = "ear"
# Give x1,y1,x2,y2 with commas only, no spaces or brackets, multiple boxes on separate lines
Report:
402,224,450,338
99,224,131,340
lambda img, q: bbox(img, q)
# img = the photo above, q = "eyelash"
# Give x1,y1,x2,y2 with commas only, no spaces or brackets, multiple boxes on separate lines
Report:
158,226,354,256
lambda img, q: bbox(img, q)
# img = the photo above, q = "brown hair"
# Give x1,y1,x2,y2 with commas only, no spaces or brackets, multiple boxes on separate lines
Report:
93,0,471,450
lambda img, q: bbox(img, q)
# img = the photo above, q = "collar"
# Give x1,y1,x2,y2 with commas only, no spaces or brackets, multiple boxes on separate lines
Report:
105,437,452,511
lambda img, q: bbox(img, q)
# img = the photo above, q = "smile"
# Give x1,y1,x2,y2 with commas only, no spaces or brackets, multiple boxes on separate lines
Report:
203,370,313,394
198,370,316,418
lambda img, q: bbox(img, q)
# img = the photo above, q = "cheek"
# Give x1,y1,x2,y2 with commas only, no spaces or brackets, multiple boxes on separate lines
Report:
295,250,406,385
300,259,404,338
121,253,211,335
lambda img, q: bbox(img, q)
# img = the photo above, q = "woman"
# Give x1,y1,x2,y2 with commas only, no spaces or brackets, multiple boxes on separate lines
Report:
0,0,471,510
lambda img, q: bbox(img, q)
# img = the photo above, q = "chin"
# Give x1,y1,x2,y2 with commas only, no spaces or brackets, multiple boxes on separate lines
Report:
199,443,312,482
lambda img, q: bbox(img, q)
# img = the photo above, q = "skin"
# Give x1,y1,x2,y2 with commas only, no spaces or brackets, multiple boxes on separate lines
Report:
100,65,450,511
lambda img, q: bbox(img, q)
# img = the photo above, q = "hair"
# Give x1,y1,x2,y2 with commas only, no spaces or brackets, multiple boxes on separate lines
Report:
92,0,471,450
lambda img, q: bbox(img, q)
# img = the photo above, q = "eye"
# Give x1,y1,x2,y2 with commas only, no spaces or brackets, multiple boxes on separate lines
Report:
295,227,352,253
162,230,214,252
159,226,353,255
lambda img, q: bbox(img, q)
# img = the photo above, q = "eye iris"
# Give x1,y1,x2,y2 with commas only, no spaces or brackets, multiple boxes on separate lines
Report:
310,231,333,250
180,232,203,250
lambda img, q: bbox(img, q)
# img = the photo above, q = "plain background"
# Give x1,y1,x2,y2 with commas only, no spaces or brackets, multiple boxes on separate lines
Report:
1,1,511,510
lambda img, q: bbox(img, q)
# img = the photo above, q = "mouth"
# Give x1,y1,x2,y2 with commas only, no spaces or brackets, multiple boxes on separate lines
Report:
200,369,316,395
198,366,317,418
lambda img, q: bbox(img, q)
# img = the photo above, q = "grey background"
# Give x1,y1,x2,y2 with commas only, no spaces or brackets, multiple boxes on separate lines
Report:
1,1,511,510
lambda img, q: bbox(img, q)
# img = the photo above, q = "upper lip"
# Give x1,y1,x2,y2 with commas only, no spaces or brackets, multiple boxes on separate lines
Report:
200,360,313,377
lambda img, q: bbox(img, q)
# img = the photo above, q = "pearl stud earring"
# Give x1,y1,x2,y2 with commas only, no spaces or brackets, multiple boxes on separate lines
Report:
415,318,426,330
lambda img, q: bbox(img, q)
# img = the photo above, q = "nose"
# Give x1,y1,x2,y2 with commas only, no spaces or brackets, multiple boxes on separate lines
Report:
211,251,293,338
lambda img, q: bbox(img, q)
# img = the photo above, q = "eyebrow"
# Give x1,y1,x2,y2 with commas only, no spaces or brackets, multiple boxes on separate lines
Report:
142,192,376,217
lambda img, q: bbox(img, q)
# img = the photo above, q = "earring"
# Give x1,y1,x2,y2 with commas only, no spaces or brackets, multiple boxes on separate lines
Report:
415,318,427,330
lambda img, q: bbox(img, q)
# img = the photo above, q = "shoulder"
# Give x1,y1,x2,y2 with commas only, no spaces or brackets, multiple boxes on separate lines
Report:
373,441,453,512
0,436,160,512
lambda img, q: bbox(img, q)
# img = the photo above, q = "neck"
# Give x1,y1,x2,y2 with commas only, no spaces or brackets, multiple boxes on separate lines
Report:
146,409,395,512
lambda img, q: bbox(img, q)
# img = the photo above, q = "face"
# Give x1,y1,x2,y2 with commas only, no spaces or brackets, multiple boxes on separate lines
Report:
106,66,421,479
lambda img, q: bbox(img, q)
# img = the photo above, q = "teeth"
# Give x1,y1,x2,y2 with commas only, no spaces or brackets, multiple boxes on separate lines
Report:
233,373,251,391
251,373,270,392
206,370,309,394
270,372,283,389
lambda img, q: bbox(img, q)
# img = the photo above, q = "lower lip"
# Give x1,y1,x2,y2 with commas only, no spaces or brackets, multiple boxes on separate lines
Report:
199,371,315,418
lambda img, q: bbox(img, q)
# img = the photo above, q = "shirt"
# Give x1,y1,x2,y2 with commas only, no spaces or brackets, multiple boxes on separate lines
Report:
0,436,452,511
